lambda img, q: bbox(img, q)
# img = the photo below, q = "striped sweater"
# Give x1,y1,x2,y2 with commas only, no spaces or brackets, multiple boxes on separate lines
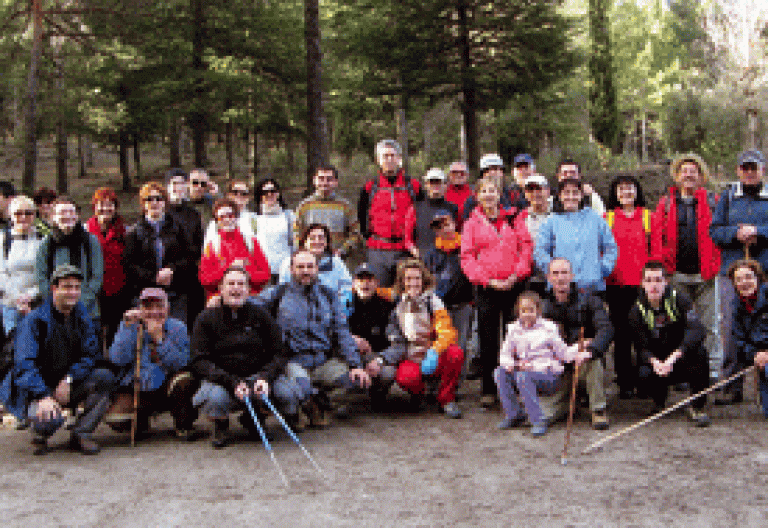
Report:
293,191,361,256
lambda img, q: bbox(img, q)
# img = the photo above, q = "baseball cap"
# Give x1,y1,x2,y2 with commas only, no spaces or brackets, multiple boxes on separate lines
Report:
738,149,765,166
51,264,84,284
353,263,376,278
139,287,168,303
424,168,447,182
524,174,549,188
448,161,468,173
479,153,504,171
514,153,534,166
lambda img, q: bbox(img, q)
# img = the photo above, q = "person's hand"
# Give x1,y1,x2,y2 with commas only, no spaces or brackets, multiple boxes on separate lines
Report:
145,318,164,344
574,348,592,367
234,381,251,401
206,295,222,308
505,365,515,373
53,377,71,406
208,181,220,195
754,350,768,369
36,396,62,421
501,274,518,289
737,224,758,243
123,308,142,326
353,335,372,357
583,183,595,195
488,279,510,291
650,357,671,377
231,259,248,268
156,267,173,286
420,348,439,375
349,368,371,389
365,357,382,378
253,379,269,396
408,247,420,259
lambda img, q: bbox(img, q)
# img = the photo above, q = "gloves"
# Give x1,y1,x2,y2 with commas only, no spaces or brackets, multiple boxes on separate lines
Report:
420,348,438,375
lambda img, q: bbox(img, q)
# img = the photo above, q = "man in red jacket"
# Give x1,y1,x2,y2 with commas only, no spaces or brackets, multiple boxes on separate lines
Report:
650,153,721,391
357,139,422,286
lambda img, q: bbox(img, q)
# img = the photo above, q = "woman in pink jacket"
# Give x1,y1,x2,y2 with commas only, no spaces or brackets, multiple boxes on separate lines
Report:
461,177,533,406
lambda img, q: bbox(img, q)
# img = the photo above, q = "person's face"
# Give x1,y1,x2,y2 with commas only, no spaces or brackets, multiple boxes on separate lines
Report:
616,182,637,208
733,266,759,298
524,184,548,208
477,183,500,210
448,168,468,186
425,179,447,199
513,163,532,183
676,162,701,190
484,166,504,182
260,183,279,207
167,177,189,203
53,203,79,233
403,267,424,298
215,206,237,232
291,252,319,286
189,172,209,200
560,184,583,212
12,205,36,231
641,269,668,303
220,270,249,307
518,299,539,328
140,298,168,322
378,146,401,174
547,259,573,292
314,170,338,196
39,199,55,221
95,200,116,225
557,164,580,182
303,228,328,256
227,184,251,212
143,192,166,220
436,216,457,239
51,277,82,312
353,274,378,300
738,162,764,186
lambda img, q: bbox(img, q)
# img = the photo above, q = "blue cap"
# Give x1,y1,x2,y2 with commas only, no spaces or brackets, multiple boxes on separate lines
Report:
514,153,534,166
738,149,765,166
354,263,376,278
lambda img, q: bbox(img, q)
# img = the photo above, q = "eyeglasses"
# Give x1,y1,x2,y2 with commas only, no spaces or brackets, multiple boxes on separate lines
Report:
190,180,207,187
229,189,250,196
262,188,278,195
144,195,165,203
13,210,35,217
740,163,760,171
217,212,237,220
524,185,543,191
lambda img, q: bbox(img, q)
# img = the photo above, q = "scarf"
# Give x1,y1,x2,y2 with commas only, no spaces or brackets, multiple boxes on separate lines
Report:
435,232,461,252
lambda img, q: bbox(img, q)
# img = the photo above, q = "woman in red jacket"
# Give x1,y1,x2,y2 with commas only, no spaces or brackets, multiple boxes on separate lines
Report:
460,178,533,406
85,187,127,346
199,199,270,299
604,176,651,399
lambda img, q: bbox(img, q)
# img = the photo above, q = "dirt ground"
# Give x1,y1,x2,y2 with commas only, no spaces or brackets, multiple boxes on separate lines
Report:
1,379,767,528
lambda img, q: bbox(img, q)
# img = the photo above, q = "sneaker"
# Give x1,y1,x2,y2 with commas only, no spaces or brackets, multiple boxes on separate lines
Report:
285,410,309,433
591,410,610,430
496,415,525,429
531,422,548,437
685,407,711,427
31,435,49,456
442,401,462,419
305,397,330,428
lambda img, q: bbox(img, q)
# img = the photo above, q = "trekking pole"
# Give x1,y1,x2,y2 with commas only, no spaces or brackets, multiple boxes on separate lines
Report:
561,327,583,466
245,397,289,487
582,365,755,455
261,394,325,476
131,324,143,448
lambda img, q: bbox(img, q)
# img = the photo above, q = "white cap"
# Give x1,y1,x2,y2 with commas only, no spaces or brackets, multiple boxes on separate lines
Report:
524,174,549,187
423,168,447,182
479,153,504,171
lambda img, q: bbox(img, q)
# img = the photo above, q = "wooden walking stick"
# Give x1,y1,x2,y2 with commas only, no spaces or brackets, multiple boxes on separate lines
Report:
582,365,755,455
561,327,583,466
130,323,144,447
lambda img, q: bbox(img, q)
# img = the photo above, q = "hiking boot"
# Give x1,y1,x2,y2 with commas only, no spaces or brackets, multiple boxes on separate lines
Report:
304,397,330,428
531,422,548,437
714,391,743,406
497,415,525,429
285,410,308,433
69,433,101,455
685,407,711,427
480,395,496,409
442,401,462,419
175,428,201,442
31,435,49,456
211,419,230,449
591,410,610,430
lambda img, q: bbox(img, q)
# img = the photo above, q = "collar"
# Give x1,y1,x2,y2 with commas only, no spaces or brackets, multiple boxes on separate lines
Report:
731,181,768,199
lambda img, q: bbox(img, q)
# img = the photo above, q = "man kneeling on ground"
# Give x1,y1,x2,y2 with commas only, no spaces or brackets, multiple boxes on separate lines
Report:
629,260,711,426
106,288,198,441
0,264,116,455
191,265,298,448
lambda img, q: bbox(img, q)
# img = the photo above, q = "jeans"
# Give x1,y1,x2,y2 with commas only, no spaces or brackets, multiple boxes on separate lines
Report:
539,358,607,422
494,368,562,425
193,378,302,418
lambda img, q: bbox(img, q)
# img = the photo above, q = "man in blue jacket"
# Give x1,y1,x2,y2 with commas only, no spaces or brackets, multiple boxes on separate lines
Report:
0,264,116,455
710,149,768,403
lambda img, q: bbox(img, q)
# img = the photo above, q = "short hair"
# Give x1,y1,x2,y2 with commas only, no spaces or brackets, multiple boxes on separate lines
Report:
556,159,581,176
289,248,317,267
212,198,239,219
315,165,339,180
221,263,250,285
298,222,331,253
641,260,668,279
375,139,402,162
393,258,435,297
226,179,251,194
33,186,57,206
92,187,119,209
139,182,168,203
556,178,583,196
475,177,501,194
547,257,572,274
606,175,647,209
189,168,209,180
52,196,79,212
727,259,765,284
9,195,35,217
515,290,542,316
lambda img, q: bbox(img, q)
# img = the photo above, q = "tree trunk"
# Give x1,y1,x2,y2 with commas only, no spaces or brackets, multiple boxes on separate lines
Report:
78,134,86,179
226,121,234,179
588,0,619,151
190,0,207,166
55,55,67,194
252,126,259,188
458,0,478,176
119,130,131,191
169,114,181,167
305,0,328,190
23,0,43,191
133,134,141,181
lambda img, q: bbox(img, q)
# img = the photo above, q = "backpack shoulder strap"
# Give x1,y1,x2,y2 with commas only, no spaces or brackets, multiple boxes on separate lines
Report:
605,210,615,229
642,208,651,233
2,226,11,260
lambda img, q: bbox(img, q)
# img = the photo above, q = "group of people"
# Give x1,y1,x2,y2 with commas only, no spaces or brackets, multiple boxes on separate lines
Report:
1,139,767,456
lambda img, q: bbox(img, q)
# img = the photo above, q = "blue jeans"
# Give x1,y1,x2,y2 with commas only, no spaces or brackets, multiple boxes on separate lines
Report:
760,367,768,418
494,367,562,425
192,378,302,419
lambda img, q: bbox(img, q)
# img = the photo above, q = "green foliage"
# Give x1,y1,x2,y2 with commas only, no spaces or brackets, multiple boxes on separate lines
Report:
588,0,619,151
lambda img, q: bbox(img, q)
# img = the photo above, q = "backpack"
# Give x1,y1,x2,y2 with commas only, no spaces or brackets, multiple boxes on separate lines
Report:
364,176,419,240
605,208,651,233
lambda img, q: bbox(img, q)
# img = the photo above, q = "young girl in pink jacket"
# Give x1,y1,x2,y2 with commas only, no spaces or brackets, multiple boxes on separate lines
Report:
494,291,589,436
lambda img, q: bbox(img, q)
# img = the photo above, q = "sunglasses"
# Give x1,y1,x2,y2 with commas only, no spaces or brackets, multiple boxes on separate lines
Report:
262,188,279,194
190,180,207,187
13,210,35,217
524,185,543,191
229,189,250,196
741,163,760,171
144,195,165,203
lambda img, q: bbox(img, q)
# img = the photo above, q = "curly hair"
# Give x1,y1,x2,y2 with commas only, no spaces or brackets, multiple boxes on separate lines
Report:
393,258,435,297
138,181,168,203
91,186,119,209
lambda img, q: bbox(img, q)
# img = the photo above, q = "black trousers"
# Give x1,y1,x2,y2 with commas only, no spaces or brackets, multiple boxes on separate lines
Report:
637,343,710,409
475,283,524,396
605,285,639,392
